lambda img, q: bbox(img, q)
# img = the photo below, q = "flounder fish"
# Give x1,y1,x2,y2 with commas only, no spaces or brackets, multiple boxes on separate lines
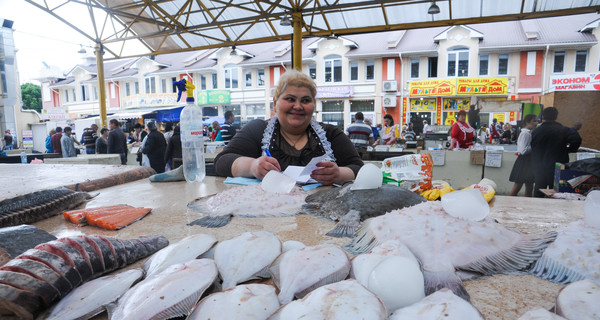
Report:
111,259,218,320
143,233,217,277
268,279,387,320
188,284,280,320
214,231,281,290
344,201,557,301
269,243,351,304
351,240,425,313
187,184,307,228
44,269,143,320
302,183,426,237
529,220,599,284
388,288,484,319
555,279,600,320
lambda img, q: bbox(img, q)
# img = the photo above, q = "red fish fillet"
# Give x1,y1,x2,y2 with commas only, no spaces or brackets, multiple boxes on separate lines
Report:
91,208,153,230
62,205,132,225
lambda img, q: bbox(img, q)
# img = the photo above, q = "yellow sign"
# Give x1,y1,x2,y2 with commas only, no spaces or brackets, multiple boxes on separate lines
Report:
410,79,456,97
492,113,506,123
410,98,436,111
444,112,457,126
456,78,508,95
442,98,470,111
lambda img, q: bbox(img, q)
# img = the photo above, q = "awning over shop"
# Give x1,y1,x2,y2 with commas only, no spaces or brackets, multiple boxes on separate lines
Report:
480,101,525,113
144,106,184,122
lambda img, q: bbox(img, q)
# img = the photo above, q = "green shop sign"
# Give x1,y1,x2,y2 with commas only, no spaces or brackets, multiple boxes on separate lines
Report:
197,90,231,105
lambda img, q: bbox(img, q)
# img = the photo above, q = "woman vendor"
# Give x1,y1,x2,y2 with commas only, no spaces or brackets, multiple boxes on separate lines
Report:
214,70,363,185
373,114,400,145
450,110,476,149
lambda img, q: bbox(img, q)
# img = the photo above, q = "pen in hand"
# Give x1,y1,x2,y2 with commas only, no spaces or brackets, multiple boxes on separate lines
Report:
265,149,272,157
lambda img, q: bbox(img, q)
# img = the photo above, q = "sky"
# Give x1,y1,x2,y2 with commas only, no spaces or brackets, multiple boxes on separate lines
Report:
0,1,93,85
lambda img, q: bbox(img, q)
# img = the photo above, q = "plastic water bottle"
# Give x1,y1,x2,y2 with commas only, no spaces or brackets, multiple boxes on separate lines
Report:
180,97,205,182
20,150,27,164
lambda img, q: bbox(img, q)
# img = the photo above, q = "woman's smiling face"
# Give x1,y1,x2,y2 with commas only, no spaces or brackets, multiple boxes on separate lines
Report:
274,85,315,134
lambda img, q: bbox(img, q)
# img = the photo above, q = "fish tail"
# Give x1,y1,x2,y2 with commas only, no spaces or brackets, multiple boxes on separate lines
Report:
458,230,558,275
187,215,232,228
423,270,470,302
529,254,586,285
343,219,378,255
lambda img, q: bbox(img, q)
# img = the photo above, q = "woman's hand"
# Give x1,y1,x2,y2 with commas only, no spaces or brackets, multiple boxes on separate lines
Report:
310,161,355,186
250,156,281,180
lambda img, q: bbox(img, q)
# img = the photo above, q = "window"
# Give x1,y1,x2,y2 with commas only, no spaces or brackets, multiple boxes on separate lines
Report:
498,54,509,75
410,58,419,78
110,83,116,99
145,77,156,93
200,75,206,90
526,52,536,75
223,105,241,123
575,51,587,72
134,82,140,94
479,55,489,76
245,70,252,87
448,49,469,77
308,65,316,80
350,62,358,81
160,79,166,93
81,85,89,101
350,100,375,124
93,86,98,100
211,73,218,89
428,57,438,78
246,103,266,120
387,59,395,80
171,77,177,93
65,90,69,103
324,56,342,83
125,82,130,96
321,100,344,130
224,65,238,89
258,69,265,87
366,60,375,81
553,51,565,73
72,89,76,101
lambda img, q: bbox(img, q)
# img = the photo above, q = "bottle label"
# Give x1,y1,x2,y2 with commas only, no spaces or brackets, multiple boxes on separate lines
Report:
190,130,203,136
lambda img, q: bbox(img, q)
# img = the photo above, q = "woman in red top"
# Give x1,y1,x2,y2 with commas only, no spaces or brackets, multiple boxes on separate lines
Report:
450,110,476,149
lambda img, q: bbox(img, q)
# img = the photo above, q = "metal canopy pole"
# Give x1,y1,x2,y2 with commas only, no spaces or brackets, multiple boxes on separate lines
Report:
95,43,107,128
292,12,303,71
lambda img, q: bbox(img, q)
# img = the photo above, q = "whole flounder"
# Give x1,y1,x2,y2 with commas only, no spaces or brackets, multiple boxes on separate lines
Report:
388,288,484,319
529,220,600,284
214,231,281,290
344,201,557,301
188,284,280,320
44,269,143,320
187,184,307,228
268,279,387,320
143,233,217,278
302,183,426,237
111,259,218,320
269,243,350,305
555,279,600,320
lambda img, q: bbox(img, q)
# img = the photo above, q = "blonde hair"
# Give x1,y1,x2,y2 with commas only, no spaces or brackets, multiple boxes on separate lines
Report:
273,69,317,101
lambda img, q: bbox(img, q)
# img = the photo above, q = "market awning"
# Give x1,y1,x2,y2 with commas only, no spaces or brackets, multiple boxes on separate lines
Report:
143,106,184,122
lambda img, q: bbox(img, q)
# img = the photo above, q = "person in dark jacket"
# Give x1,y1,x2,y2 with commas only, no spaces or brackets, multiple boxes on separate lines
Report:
95,128,109,154
142,122,167,173
531,107,581,197
51,127,63,155
164,125,182,169
81,124,98,154
107,119,128,165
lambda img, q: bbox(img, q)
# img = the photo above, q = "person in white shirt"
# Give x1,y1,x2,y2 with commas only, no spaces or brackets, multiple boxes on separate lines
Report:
422,120,430,134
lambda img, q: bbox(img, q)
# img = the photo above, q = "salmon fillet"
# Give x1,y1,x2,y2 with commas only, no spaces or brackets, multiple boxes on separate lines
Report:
92,208,152,230
84,206,135,226
62,205,132,225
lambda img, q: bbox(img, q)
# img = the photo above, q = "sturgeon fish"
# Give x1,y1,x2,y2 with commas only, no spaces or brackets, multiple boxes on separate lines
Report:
302,183,426,237
344,201,557,301
0,234,168,319
0,225,56,266
0,189,93,228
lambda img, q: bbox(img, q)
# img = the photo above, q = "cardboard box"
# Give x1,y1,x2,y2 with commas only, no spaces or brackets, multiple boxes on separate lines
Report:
470,150,485,165
553,163,600,194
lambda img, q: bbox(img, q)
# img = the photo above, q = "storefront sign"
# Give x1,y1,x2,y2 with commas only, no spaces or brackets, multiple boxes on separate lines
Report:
549,73,600,91
410,98,436,111
410,79,456,97
436,97,442,125
316,86,353,98
122,93,178,109
22,130,33,149
456,78,508,95
198,90,231,105
443,98,470,111
41,108,68,120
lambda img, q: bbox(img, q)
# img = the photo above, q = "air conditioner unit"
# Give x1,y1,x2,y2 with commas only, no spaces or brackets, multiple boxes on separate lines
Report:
382,94,397,107
269,88,276,96
383,80,397,92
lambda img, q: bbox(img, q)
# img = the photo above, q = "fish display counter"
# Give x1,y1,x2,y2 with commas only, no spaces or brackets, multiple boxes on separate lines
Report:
16,174,588,320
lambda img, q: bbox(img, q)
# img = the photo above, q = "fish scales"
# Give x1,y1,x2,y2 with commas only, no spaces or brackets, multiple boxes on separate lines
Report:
344,201,557,301
0,235,168,319
0,189,91,228
0,225,56,260
0,270,60,306
80,235,118,272
302,184,426,237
